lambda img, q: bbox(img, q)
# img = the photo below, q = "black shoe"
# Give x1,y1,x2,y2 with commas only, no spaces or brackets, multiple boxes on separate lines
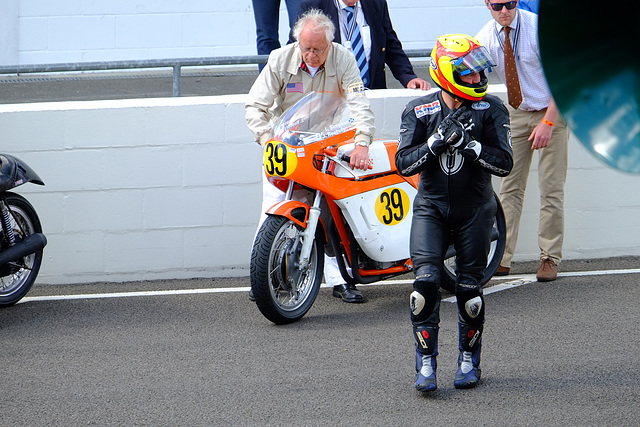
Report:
248,288,256,302
332,283,364,303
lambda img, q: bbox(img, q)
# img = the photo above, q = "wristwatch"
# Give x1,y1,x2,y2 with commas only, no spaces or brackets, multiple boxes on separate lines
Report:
355,141,369,148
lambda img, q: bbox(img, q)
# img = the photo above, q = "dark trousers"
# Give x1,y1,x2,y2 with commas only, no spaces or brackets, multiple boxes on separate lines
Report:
410,195,496,287
252,0,301,56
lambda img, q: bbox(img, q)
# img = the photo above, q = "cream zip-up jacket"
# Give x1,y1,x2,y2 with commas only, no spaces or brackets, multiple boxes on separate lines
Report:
245,42,375,146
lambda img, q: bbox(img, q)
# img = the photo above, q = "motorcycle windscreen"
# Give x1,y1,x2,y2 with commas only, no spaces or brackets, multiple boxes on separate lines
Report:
271,91,351,145
538,1,640,173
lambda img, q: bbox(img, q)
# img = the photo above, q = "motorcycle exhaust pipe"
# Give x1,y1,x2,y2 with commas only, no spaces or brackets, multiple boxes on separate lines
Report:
0,233,47,266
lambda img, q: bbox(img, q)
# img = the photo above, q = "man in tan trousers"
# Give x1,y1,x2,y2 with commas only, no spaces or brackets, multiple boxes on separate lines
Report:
476,0,569,281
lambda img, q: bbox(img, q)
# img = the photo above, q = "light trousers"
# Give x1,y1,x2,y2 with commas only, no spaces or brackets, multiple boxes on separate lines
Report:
499,107,569,267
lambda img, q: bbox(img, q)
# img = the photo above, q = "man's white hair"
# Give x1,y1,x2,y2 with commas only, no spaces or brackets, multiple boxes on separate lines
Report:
291,9,335,45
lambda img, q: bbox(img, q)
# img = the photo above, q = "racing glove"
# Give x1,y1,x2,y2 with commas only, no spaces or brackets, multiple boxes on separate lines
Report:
439,108,473,149
440,119,467,148
459,140,482,161
426,132,448,156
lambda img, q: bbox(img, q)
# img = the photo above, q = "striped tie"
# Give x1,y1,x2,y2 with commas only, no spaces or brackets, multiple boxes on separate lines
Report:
344,6,369,87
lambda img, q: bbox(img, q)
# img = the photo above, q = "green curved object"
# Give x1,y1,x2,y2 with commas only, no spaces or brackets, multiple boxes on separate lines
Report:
538,1,640,173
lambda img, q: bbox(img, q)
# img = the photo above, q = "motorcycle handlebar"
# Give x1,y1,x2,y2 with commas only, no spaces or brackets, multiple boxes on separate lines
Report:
320,147,372,170
339,154,373,170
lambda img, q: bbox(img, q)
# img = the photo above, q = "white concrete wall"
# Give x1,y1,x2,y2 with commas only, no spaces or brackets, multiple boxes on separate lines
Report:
1,87,640,285
6,0,489,65
0,0,19,65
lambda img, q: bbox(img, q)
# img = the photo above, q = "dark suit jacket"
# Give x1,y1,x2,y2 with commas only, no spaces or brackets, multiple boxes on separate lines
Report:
289,0,418,89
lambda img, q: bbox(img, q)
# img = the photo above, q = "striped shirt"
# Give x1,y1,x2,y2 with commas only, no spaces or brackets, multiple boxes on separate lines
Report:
476,9,551,111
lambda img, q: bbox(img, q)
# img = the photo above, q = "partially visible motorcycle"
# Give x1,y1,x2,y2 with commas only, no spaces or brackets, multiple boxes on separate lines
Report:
0,154,47,307
250,92,505,324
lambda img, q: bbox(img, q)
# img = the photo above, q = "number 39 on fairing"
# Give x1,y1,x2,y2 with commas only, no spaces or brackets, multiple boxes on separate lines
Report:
264,141,298,177
375,187,411,226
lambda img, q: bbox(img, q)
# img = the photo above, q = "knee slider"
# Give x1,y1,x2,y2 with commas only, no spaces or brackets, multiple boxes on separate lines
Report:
456,281,484,325
410,278,440,324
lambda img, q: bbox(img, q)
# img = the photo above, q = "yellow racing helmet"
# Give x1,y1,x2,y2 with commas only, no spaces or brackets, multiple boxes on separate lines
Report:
429,34,496,101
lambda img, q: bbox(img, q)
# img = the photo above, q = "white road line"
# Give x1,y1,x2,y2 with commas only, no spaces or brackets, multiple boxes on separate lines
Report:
19,287,247,303
442,268,640,303
18,267,640,304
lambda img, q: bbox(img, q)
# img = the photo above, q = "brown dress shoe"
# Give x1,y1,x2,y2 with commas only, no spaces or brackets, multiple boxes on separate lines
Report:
495,265,510,276
536,258,558,281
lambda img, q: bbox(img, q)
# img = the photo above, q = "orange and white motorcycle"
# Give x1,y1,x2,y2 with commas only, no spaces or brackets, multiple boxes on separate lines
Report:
250,92,505,324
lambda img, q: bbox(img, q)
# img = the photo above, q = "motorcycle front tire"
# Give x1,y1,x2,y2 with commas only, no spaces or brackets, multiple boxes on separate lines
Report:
441,193,506,293
250,215,324,324
0,192,44,307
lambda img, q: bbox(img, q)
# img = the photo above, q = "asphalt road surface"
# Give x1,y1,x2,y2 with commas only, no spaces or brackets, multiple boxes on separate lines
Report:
0,66,411,103
1,257,639,426
0,68,262,103
2,66,637,425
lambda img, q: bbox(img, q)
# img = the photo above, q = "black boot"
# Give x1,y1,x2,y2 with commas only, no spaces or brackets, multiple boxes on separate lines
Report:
332,283,364,303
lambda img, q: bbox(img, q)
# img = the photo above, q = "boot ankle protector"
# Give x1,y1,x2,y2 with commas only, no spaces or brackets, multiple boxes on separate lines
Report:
414,325,438,356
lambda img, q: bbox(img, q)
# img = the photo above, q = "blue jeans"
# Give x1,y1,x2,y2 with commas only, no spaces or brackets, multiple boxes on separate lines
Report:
252,0,300,56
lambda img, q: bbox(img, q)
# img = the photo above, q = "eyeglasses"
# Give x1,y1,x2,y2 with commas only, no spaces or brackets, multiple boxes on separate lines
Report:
488,1,517,11
300,44,329,55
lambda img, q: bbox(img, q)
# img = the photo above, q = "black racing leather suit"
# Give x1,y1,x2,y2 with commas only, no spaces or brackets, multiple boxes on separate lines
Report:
395,90,512,353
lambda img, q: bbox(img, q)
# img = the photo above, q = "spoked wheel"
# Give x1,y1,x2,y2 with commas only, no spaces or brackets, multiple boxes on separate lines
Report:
442,193,506,293
0,192,44,307
250,216,324,324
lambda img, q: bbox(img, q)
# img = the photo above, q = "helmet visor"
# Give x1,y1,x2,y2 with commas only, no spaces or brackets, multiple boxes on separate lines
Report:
452,46,497,76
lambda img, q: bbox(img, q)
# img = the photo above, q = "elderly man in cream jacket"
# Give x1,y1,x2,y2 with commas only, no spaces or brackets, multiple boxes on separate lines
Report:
245,8,375,303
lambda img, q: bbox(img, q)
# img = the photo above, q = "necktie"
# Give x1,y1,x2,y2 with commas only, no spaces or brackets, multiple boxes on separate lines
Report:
503,26,523,109
344,6,369,87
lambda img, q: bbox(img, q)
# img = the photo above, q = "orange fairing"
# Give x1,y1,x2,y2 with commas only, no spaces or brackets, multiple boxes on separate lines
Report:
384,140,419,189
265,199,328,243
264,134,408,200
265,200,309,229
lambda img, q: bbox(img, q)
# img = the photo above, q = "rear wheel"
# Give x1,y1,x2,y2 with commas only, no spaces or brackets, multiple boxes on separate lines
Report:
0,192,44,307
250,216,324,324
441,193,506,293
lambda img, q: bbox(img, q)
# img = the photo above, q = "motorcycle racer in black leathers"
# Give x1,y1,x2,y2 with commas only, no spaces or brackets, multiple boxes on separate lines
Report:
395,34,513,392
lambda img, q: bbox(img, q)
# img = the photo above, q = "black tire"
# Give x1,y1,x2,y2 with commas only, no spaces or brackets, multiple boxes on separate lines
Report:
250,216,324,324
0,192,44,307
441,193,506,293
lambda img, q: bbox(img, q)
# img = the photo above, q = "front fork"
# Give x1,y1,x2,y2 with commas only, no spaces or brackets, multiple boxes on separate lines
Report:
295,155,331,271
298,191,323,271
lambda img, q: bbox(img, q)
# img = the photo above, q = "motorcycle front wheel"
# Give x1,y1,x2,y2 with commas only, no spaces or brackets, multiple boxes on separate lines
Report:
250,215,324,324
0,192,44,307
441,193,506,293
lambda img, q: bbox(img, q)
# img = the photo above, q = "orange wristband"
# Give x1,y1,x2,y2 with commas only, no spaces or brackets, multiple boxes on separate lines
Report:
542,118,554,127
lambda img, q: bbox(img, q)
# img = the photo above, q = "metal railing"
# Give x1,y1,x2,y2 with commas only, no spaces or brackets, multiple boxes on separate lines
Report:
0,49,431,97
